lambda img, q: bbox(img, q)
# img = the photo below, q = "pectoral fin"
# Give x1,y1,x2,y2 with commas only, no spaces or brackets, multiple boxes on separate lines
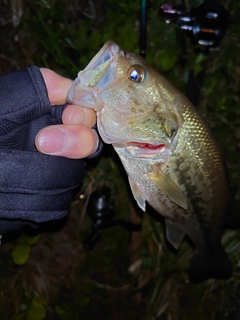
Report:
128,177,146,211
165,220,185,249
148,166,188,210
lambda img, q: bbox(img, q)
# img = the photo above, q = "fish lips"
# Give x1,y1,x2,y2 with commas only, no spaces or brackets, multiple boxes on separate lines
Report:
83,40,119,78
68,41,120,110
112,141,171,160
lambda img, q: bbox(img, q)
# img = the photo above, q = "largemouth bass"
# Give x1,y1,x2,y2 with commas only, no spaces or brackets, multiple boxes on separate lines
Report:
68,41,232,281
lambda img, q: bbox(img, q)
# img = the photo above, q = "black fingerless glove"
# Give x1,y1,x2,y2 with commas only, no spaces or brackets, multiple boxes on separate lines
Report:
0,66,94,234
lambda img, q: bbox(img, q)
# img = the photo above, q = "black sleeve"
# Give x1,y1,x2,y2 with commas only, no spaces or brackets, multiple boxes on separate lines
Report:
0,66,87,234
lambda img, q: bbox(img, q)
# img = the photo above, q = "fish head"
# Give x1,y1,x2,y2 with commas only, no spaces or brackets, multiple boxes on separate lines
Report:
68,41,180,158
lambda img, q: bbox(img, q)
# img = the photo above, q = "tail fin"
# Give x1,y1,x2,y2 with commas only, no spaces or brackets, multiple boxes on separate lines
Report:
187,246,232,282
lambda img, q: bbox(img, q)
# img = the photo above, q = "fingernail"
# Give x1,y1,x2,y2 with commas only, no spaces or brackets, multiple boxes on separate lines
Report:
37,127,66,154
69,107,87,125
92,130,100,154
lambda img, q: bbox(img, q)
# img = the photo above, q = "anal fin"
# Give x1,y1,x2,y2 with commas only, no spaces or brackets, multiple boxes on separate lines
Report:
128,177,146,211
165,220,185,249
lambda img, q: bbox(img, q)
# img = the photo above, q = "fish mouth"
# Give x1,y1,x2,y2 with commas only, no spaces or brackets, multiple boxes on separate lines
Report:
80,40,120,89
122,142,166,158
128,142,166,150
67,40,121,109
84,40,120,71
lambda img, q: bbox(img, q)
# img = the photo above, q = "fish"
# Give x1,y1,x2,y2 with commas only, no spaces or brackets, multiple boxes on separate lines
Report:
67,40,232,281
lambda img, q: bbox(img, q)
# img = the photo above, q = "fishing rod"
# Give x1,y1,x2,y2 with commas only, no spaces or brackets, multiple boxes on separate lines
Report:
139,0,147,58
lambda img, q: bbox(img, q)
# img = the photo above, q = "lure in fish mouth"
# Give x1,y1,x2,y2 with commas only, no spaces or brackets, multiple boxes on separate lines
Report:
68,41,232,281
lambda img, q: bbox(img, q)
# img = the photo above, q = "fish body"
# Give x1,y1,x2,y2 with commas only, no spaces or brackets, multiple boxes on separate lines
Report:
68,41,232,280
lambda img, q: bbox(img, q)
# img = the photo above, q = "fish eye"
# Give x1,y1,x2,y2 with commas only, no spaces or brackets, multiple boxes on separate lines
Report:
127,65,145,83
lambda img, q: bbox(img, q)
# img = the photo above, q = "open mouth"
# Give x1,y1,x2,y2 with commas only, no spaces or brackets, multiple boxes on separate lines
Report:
80,40,120,89
123,142,166,157
128,142,165,150
85,41,120,71
68,41,120,108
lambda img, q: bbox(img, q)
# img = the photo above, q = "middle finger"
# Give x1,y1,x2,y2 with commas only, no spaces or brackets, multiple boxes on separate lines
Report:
62,105,97,128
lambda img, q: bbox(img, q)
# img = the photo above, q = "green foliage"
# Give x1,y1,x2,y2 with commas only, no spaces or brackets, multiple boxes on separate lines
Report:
26,296,46,320
12,234,41,265
12,243,31,266
10,294,46,320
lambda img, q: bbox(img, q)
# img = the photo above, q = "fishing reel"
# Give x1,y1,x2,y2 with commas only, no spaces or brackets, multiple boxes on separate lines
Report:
82,186,141,250
159,0,228,47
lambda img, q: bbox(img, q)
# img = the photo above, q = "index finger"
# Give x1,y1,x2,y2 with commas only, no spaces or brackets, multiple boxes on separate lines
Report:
40,68,73,105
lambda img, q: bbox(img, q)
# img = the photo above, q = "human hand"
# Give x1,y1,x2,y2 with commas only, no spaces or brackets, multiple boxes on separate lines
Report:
35,68,99,159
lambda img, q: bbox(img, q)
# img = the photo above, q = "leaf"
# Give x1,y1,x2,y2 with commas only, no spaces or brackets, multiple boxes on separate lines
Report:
192,53,206,75
27,297,46,320
10,313,25,320
17,234,41,246
155,50,178,71
79,297,90,307
25,234,41,246
12,234,40,265
12,244,31,265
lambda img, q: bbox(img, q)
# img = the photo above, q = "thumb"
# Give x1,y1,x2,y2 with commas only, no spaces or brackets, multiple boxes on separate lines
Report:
35,124,99,159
